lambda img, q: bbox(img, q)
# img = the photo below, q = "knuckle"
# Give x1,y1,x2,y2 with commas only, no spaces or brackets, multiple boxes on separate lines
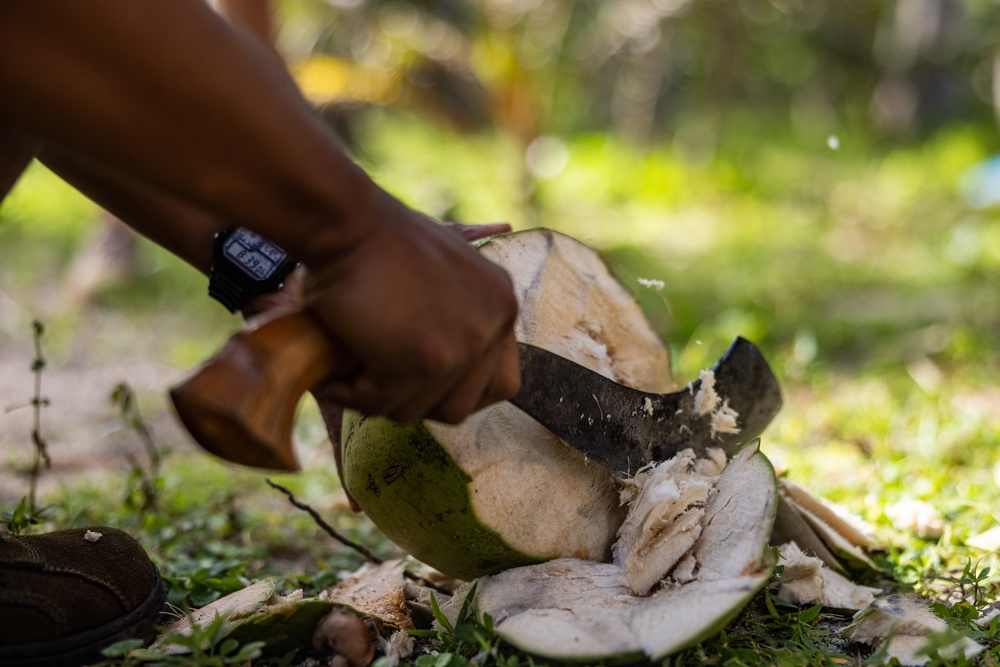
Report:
415,346,458,378
491,361,521,401
497,372,521,400
432,399,473,425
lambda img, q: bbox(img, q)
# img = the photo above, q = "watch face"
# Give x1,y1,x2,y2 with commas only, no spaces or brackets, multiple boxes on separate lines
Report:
223,228,287,281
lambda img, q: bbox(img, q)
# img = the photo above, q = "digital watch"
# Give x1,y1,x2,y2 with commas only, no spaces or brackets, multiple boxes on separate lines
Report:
208,226,298,313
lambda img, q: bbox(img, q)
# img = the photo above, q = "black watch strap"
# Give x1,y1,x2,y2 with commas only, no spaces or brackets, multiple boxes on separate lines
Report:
208,269,254,313
208,226,297,313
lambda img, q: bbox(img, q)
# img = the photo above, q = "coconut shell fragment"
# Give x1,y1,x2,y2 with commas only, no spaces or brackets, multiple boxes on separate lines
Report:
320,560,414,629
845,595,984,666
773,477,879,574
613,448,726,595
775,542,880,612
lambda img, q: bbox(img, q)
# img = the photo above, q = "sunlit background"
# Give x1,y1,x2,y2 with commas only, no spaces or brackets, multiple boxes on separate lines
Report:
0,0,997,622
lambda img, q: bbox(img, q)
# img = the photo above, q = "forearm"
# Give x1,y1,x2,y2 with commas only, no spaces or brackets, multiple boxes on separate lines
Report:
0,128,39,201
0,2,522,426
38,145,223,275
0,0,370,266
216,0,276,48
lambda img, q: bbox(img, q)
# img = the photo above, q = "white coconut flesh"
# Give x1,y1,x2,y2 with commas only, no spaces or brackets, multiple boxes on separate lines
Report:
613,447,728,595
441,442,779,663
342,229,675,578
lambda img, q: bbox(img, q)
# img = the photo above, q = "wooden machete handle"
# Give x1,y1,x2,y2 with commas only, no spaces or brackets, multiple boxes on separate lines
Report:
170,310,344,471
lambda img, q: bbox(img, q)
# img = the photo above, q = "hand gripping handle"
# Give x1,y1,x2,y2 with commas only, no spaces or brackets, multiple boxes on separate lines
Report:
169,310,343,471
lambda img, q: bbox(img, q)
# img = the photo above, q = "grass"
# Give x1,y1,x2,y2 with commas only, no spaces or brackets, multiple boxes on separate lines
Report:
1,112,999,665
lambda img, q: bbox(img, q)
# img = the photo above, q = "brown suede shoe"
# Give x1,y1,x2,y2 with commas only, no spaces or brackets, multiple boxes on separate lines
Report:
0,526,167,667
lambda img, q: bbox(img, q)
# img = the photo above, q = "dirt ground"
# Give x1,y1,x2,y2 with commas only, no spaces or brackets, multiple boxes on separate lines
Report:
0,285,347,517
0,294,207,505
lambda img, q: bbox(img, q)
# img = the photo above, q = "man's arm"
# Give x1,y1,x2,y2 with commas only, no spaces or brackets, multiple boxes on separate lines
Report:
0,0,520,423
0,0,355,260
216,0,276,47
0,128,38,201
40,143,510,509
38,146,222,275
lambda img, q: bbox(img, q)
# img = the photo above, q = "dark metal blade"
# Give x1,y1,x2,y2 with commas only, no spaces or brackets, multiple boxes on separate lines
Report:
510,338,782,476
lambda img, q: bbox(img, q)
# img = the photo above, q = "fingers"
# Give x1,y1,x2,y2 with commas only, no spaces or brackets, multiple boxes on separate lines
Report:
316,373,442,423
240,265,305,323
316,326,520,425
476,331,521,410
302,202,519,426
426,330,521,423
314,397,362,512
441,221,512,242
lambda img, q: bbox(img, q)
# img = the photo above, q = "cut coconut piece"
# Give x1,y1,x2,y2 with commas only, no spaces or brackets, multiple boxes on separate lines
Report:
775,542,880,612
885,499,946,539
778,478,878,573
977,601,1000,627
158,579,277,641
771,494,845,573
967,525,1000,552
780,478,871,547
440,442,778,663
342,230,674,579
152,565,434,662
845,595,983,666
482,230,673,390
157,580,339,660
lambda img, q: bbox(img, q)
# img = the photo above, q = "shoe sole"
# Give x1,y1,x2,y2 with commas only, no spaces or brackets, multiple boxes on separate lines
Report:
0,565,168,667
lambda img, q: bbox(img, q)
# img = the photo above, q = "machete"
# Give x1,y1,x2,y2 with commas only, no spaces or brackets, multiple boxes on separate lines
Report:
170,312,781,474
511,338,781,476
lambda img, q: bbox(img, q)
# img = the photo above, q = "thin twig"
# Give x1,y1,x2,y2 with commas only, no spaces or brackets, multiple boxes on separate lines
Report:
266,478,383,563
28,321,50,514
266,479,451,595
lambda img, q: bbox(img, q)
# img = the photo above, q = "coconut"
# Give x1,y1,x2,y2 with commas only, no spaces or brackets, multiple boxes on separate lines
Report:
341,229,674,580
440,442,778,663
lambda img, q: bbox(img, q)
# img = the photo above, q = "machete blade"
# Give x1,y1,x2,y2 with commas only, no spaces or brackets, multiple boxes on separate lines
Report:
509,338,782,476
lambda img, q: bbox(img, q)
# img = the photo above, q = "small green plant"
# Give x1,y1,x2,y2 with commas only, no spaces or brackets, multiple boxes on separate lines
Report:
938,559,995,611
2,496,45,535
161,557,251,610
112,382,165,513
2,321,53,532
402,584,517,667
101,614,264,666
27,319,50,514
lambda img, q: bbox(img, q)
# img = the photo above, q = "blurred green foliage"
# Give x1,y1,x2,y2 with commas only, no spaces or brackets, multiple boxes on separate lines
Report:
2,2,1000,663
277,0,1000,143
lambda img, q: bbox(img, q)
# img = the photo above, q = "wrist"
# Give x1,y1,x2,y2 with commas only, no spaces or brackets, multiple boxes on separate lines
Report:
278,160,387,267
